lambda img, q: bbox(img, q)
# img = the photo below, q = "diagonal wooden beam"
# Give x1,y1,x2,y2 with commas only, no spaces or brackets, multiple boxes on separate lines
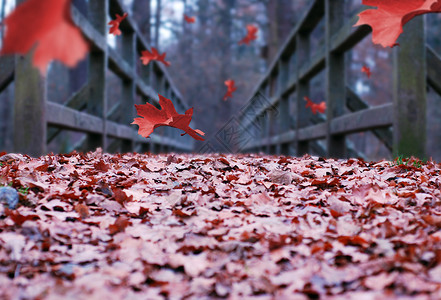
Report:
346,87,392,151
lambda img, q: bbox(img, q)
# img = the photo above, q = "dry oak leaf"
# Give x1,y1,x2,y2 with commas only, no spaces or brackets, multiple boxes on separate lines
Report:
108,12,128,36
354,0,441,48
132,94,205,141
0,0,89,75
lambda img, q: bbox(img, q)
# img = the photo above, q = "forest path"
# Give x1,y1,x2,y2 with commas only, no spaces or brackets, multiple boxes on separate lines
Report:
0,151,440,299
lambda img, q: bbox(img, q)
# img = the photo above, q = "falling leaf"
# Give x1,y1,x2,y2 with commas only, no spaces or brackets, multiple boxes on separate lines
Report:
184,14,196,23
354,0,441,48
0,0,89,75
304,96,326,114
223,79,237,101
238,24,258,45
140,47,171,67
361,65,371,78
108,12,128,36
132,94,205,141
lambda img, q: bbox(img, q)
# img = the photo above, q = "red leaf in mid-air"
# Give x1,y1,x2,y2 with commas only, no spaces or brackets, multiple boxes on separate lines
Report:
354,0,441,48
184,14,196,23
0,0,89,75
132,94,205,141
108,12,128,36
223,79,237,101
361,65,371,78
304,96,326,115
239,24,258,45
140,47,171,67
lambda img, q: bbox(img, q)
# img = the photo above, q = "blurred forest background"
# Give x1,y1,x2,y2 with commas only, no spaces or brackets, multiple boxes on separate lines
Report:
0,0,441,161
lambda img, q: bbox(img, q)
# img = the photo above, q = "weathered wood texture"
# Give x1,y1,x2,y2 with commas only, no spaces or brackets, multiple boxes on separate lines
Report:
5,0,192,156
239,0,433,160
393,17,426,159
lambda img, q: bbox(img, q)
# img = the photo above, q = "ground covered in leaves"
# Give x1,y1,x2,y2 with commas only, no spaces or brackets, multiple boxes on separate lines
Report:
0,150,441,299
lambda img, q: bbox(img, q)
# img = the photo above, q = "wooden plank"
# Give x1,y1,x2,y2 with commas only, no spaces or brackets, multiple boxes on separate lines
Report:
298,123,327,141
121,31,137,152
0,56,14,92
136,78,159,104
310,140,326,157
71,6,106,51
107,102,121,121
106,122,133,139
108,48,134,81
241,93,277,130
346,87,393,151
46,102,103,134
325,0,346,158
237,0,324,122
331,14,371,53
13,53,46,157
85,0,108,152
426,45,441,96
330,104,393,135
47,83,91,144
298,46,325,82
298,0,325,34
272,130,296,145
278,58,289,154
296,32,311,156
393,17,426,158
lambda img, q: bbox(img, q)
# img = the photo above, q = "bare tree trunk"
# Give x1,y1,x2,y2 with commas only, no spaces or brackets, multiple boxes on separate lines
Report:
265,0,294,63
154,0,161,48
133,0,151,43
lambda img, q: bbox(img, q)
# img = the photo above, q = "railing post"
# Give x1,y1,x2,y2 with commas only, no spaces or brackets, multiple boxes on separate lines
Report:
121,30,136,153
296,32,310,156
393,17,426,159
86,0,108,152
278,58,290,155
14,52,46,157
13,0,46,157
325,0,346,158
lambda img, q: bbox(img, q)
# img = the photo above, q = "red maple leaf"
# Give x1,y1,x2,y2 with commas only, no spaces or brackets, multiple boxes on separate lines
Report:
132,94,205,141
108,12,128,36
239,24,258,45
223,79,237,101
0,0,89,75
354,0,441,48
140,47,171,67
184,14,196,23
304,96,326,114
361,65,371,78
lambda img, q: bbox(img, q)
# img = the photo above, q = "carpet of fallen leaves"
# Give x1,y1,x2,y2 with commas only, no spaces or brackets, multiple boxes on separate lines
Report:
0,149,441,299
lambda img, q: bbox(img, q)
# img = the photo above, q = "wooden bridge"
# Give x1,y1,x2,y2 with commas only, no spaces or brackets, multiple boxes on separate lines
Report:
239,0,440,160
0,0,194,157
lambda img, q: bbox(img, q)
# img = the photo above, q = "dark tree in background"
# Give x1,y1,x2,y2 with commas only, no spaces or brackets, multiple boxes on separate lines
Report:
133,0,151,43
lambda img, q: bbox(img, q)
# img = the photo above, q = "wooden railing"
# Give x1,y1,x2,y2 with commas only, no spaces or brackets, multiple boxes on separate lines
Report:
0,0,194,157
239,0,438,160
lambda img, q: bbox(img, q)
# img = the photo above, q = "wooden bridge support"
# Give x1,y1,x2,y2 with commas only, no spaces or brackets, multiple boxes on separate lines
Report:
393,17,427,159
3,0,193,157
14,53,46,157
325,0,346,158
239,0,434,161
